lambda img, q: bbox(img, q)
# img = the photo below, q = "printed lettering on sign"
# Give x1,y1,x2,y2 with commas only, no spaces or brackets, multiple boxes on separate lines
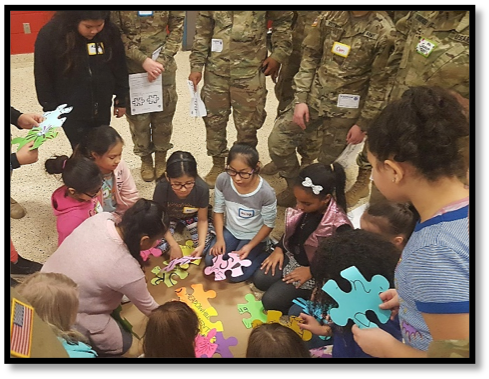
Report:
238,208,255,218
416,38,437,58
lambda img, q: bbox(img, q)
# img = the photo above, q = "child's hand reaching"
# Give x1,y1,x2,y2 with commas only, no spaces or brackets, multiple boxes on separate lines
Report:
298,313,332,337
351,324,398,358
169,244,183,261
210,239,225,256
235,244,252,260
379,289,400,320
191,244,204,258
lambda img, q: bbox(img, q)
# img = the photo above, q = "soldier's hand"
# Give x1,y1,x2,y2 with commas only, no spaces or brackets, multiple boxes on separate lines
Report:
17,113,43,129
346,124,366,144
142,57,164,82
189,72,203,91
293,103,310,130
262,57,280,82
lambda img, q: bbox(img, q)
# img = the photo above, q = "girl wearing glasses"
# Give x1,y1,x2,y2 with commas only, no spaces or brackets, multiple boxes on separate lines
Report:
45,155,103,246
152,151,215,260
204,143,277,282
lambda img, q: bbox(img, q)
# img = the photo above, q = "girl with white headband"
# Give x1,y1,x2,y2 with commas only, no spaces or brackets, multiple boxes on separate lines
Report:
253,162,352,314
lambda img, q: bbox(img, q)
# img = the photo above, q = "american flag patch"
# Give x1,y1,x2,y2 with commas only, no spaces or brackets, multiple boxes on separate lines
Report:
10,298,34,358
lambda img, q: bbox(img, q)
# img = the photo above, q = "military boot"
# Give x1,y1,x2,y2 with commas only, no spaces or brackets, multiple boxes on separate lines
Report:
261,161,279,176
10,197,26,219
140,154,155,182
204,157,226,189
345,166,372,208
277,178,297,208
154,151,167,180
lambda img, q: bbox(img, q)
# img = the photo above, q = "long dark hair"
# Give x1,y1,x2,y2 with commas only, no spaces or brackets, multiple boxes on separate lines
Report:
50,11,119,75
73,125,123,158
164,151,198,181
117,199,169,267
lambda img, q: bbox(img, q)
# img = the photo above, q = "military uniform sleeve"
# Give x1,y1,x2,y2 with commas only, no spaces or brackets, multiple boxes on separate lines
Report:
189,11,214,73
384,12,411,89
293,14,325,104
267,11,294,64
110,11,149,66
357,27,397,130
160,11,185,66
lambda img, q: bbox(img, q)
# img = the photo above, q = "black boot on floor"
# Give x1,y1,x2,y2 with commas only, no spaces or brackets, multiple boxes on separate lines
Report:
11,255,43,275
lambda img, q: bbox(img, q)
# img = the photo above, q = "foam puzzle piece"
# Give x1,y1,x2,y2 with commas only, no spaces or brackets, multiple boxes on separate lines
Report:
204,252,252,281
252,310,312,341
214,331,238,358
162,256,201,272
292,297,330,340
140,246,163,262
11,104,73,151
175,284,224,336
195,328,218,358
150,265,189,287
237,293,267,329
322,265,391,329
111,305,141,340
180,240,201,266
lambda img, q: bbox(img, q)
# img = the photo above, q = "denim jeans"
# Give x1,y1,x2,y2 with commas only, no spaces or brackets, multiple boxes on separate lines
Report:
204,228,267,282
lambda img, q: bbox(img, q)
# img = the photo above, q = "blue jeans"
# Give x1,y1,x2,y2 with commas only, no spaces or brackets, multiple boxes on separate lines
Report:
204,228,267,282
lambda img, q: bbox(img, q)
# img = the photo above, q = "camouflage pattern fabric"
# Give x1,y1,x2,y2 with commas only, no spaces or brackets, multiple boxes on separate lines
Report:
112,11,184,156
294,11,396,131
427,339,470,358
388,10,470,101
189,11,293,157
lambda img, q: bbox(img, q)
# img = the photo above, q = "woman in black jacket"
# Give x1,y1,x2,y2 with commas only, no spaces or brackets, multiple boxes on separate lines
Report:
34,11,129,149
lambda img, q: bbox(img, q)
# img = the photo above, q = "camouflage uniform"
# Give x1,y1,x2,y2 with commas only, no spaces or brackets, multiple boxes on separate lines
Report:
190,11,293,157
269,11,395,181
112,11,185,157
273,11,322,165
356,11,470,171
427,339,470,358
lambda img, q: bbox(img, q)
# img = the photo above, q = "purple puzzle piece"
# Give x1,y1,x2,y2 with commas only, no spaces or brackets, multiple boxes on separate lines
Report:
214,331,238,358
204,252,252,281
162,256,201,272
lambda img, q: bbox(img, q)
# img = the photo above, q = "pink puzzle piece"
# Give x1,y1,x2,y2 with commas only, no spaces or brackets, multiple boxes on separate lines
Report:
204,252,252,281
140,246,163,262
195,328,218,358
162,256,201,272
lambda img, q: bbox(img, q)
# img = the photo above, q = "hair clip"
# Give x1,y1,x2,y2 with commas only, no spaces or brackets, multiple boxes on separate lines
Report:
302,177,323,195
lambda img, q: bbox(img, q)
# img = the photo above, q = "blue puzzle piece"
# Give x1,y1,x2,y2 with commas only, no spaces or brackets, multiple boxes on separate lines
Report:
322,266,391,329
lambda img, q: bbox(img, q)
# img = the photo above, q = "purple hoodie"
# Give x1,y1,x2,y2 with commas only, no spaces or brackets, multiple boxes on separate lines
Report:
51,185,103,246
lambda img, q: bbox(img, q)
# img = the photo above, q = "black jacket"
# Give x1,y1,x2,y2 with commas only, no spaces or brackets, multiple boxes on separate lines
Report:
34,20,129,123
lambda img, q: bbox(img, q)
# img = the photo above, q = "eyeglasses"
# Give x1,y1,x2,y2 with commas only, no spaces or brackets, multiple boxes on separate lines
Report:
83,187,102,198
225,167,254,179
170,181,196,190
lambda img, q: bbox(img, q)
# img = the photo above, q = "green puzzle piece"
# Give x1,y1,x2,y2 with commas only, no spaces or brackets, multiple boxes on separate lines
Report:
150,265,189,287
237,293,267,328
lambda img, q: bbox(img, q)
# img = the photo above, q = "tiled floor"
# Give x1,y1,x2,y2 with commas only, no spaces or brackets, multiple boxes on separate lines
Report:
9,50,366,358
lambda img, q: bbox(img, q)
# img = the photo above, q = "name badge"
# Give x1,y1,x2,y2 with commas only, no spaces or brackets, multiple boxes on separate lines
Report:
138,11,153,17
337,94,360,109
416,37,437,58
183,207,199,214
87,42,104,55
238,208,255,218
311,17,319,27
331,41,350,58
211,39,223,53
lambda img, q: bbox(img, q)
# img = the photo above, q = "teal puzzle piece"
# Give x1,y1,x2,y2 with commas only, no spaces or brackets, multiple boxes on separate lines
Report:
322,266,391,329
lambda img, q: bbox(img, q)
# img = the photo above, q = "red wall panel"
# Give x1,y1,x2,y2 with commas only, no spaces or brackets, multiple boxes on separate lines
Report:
10,11,55,55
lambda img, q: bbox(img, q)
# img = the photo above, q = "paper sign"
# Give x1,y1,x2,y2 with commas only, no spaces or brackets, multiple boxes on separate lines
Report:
337,94,360,108
152,46,162,61
211,39,223,52
187,80,207,117
334,141,364,170
347,202,368,229
129,73,163,115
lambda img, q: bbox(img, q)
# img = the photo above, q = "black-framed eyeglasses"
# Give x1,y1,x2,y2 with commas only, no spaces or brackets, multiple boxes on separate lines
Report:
225,167,254,179
83,186,102,198
170,181,196,190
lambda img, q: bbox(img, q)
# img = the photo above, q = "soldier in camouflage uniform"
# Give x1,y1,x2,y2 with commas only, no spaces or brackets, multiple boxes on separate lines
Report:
346,10,470,207
261,10,323,176
112,11,185,182
268,11,395,207
189,11,293,188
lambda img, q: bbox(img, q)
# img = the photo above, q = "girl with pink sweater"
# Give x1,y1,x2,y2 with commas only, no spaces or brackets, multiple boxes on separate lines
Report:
42,199,169,357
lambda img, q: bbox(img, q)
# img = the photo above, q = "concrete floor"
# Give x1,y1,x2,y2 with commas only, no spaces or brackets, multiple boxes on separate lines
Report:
9,50,366,358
